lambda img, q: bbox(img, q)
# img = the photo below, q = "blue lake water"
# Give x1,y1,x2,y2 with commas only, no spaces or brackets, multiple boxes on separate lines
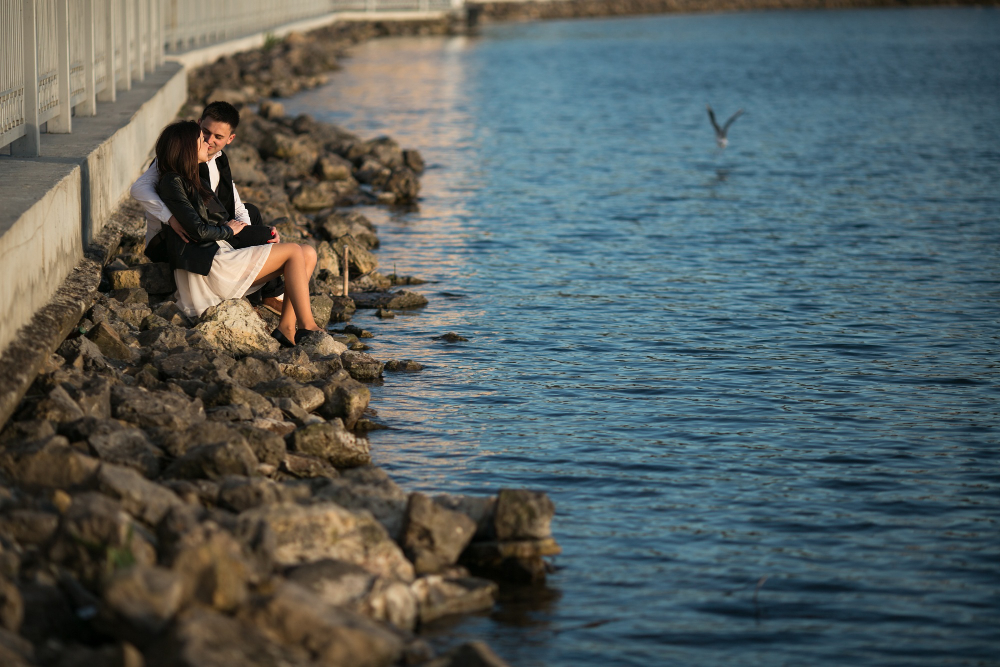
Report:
285,8,1000,665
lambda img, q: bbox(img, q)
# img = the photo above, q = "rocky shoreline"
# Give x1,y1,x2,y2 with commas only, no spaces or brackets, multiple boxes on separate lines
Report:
466,0,993,25
0,21,560,667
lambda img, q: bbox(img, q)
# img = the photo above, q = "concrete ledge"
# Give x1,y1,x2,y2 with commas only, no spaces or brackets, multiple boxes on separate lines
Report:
0,63,186,361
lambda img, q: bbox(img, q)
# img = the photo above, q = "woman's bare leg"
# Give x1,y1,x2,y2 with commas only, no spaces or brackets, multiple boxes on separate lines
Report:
252,243,319,341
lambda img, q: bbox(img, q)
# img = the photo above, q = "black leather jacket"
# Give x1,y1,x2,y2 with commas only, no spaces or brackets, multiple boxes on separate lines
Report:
156,171,234,276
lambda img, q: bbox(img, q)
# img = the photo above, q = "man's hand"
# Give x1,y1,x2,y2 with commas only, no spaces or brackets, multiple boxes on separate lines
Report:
227,220,248,235
168,216,191,243
267,227,280,243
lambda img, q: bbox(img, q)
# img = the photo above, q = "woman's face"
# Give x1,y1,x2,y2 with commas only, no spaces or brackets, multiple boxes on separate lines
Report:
196,131,210,163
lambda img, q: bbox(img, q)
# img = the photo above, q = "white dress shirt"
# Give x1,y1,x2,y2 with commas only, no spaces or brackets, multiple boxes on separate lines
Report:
130,150,250,243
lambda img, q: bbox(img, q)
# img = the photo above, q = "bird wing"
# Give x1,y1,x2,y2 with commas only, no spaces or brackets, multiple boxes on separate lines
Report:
722,109,744,133
706,105,722,134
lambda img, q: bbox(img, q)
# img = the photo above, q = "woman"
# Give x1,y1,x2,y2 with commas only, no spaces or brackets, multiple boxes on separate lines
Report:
153,120,320,346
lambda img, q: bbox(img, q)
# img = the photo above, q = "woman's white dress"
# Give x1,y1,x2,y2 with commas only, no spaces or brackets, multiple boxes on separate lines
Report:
174,239,272,318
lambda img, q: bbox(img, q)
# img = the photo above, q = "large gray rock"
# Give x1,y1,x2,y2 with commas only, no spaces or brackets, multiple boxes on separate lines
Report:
195,299,280,356
101,564,184,644
218,476,285,513
88,428,165,478
314,370,369,430
296,330,346,358
111,386,205,431
106,263,175,294
157,348,234,381
228,356,282,387
0,435,99,488
332,235,378,276
384,167,420,204
254,377,325,413
494,489,555,540
288,419,371,468
205,382,280,419
169,530,250,612
145,606,309,667
316,211,379,250
238,581,405,667
0,510,59,546
290,180,357,210
96,464,183,525
48,492,157,587
163,439,259,481
30,385,85,423
236,502,414,582
86,321,137,362
411,575,498,625
314,467,409,541
232,424,287,468
351,290,428,310
341,350,385,382
434,494,498,541
401,493,477,575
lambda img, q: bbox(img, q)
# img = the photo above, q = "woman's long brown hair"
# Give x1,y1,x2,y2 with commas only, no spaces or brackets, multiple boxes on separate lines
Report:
154,120,213,199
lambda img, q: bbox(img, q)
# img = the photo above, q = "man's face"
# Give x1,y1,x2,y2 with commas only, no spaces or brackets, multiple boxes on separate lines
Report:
200,118,235,156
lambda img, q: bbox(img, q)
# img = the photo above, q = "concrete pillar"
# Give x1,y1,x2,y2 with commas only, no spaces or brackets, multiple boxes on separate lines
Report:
97,0,116,101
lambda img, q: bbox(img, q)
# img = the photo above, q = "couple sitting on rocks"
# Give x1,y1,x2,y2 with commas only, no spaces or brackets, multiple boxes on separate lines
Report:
130,101,321,347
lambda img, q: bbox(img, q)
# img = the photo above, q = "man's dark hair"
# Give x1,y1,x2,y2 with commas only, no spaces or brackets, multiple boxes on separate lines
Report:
200,101,240,131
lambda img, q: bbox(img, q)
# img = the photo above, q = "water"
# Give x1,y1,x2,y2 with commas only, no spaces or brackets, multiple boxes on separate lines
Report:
284,8,1000,665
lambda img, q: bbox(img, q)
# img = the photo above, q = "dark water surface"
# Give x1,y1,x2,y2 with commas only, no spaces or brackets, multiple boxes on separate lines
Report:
285,8,1000,665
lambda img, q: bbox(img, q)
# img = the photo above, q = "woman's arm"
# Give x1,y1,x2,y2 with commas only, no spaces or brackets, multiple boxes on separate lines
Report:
156,173,234,243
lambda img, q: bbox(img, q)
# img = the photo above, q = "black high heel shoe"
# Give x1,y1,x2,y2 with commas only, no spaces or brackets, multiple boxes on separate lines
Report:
271,329,295,348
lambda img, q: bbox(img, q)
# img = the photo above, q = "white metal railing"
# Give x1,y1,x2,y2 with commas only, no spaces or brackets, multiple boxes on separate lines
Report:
161,0,457,52
2,0,460,156
1,0,165,156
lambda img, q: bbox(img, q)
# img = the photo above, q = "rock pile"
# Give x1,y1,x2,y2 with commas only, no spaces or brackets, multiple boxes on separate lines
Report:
0,99,559,665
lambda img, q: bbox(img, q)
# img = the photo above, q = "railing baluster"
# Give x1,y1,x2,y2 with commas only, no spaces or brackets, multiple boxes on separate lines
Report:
98,0,114,100
11,0,40,156
79,0,97,114
49,0,72,132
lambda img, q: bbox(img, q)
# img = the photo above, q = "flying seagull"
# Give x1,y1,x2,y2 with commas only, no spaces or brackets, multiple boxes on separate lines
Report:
706,104,744,149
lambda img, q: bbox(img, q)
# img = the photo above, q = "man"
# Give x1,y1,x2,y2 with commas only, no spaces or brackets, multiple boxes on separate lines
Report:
131,101,284,312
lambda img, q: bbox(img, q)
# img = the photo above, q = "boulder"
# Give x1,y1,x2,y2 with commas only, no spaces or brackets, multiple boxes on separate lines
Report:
315,241,340,276
494,489,555,540
101,564,184,644
290,180,357,210
238,581,405,667
195,299,280,356
314,153,353,181
411,576,498,625
96,464,183,525
332,235,378,276
403,149,425,174
363,136,404,169
144,606,309,667
307,296,333,332
106,263,175,294
30,385,85,423
169,530,250,612
314,370,370,429
236,502,414,582
163,439,259,481
205,382,281,420
351,290,428,310
329,295,356,323
0,510,59,546
228,357,282,387
384,167,420,203
157,348,234,381
88,428,165,478
0,577,23,632
111,386,205,431
385,359,424,372
86,321,136,362
232,424,287,468
288,420,371,468
316,211,379,250
433,494,497,541
341,350,384,382
314,467,409,541
254,377,325,413
0,435,99,488
48,492,157,587
218,477,285,513
400,493,477,575
296,330,346,357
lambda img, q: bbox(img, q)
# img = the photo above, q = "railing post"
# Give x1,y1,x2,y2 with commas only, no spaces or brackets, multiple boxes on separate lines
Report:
48,0,72,133
145,0,154,72
11,0,40,157
132,0,143,81
98,0,115,101
79,0,97,115
119,0,131,90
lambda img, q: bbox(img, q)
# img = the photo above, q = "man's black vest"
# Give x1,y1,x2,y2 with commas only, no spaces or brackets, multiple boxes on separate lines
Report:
199,150,236,220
